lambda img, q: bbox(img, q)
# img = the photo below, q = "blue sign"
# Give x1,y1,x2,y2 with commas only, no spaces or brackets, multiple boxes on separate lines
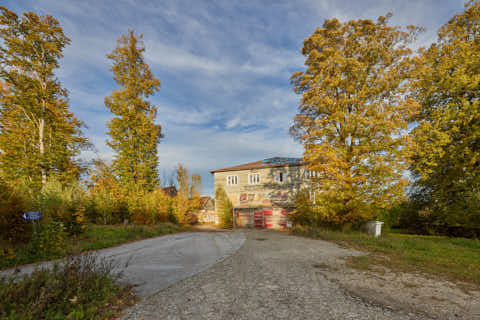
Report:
22,211,41,221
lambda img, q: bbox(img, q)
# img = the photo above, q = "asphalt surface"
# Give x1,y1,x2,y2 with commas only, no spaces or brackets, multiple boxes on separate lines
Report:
122,230,434,320
1,231,246,297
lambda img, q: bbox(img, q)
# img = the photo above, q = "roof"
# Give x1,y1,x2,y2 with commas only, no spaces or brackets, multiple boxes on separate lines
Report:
210,157,304,174
199,196,212,207
161,186,177,197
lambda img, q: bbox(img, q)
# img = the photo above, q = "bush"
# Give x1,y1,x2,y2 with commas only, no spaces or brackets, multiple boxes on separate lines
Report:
0,253,132,319
215,187,233,228
382,199,480,238
291,189,374,229
0,180,30,243
28,219,66,257
129,189,172,225
290,189,316,227
87,187,129,225
37,178,88,235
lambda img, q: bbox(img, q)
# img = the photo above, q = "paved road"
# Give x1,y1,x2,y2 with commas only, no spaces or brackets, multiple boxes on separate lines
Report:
2,231,246,297
123,230,433,320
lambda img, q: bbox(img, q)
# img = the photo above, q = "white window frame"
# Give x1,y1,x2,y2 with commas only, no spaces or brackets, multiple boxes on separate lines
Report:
226,175,238,185
305,169,319,179
248,173,260,185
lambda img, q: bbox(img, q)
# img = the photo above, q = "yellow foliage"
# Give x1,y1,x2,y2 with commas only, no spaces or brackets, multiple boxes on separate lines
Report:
0,247,16,260
408,0,480,228
291,14,419,224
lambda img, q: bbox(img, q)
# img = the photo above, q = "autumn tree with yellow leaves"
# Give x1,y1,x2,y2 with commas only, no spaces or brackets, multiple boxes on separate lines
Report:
0,7,88,190
174,164,203,224
291,15,421,225
409,0,480,231
105,30,163,192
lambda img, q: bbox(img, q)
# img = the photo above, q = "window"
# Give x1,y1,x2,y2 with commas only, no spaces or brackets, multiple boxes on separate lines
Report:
305,169,319,179
227,175,238,185
275,172,287,183
249,173,260,184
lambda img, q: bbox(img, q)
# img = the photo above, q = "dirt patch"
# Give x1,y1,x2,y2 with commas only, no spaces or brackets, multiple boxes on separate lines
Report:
320,254,480,319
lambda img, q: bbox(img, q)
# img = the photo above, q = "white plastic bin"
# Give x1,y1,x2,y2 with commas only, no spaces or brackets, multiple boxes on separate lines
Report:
366,221,384,237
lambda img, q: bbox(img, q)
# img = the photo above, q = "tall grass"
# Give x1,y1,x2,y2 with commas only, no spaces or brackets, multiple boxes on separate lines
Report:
0,253,134,319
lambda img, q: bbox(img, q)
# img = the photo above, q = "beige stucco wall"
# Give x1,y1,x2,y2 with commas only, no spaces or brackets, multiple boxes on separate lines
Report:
213,165,311,217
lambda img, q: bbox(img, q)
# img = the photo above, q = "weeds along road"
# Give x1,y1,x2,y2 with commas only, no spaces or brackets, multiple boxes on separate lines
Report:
122,230,438,320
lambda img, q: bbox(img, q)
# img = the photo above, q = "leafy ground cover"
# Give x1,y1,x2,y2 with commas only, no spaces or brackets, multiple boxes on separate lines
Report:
292,227,480,286
0,223,188,270
0,253,135,319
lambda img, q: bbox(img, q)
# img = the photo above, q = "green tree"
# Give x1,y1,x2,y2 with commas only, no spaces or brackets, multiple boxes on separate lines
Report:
105,30,163,192
409,0,480,229
174,164,190,224
87,159,128,224
291,14,421,225
173,164,203,224
215,186,233,229
0,7,88,190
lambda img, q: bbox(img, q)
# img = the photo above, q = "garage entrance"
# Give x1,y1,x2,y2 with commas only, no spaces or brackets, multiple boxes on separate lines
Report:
235,208,290,229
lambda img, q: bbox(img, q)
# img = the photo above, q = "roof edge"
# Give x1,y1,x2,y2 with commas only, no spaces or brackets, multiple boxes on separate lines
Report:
210,157,304,174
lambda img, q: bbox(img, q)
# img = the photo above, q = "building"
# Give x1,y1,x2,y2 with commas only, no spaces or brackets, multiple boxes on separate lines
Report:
197,196,216,224
161,186,177,197
211,157,314,229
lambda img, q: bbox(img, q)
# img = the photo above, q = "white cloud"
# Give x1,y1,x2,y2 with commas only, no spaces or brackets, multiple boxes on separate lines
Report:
145,40,303,78
144,42,230,74
154,103,216,126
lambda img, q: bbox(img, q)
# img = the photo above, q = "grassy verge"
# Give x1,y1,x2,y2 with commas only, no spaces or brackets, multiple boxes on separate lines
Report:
292,226,480,286
0,223,189,270
0,253,135,319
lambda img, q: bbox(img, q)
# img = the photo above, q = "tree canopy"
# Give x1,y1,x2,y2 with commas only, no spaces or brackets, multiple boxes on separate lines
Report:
0,7,88,190
409,0,480,228
291,14,422,224
105,30,163,192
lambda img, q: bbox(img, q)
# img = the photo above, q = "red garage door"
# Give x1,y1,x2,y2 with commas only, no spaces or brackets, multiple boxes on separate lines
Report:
254,211,263,228
263,210,273,229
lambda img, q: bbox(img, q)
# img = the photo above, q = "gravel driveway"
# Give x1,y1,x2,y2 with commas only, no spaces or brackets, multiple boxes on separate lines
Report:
122,230,432,320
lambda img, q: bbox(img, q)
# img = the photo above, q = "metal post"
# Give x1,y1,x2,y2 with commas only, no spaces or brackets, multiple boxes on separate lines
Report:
32,220,37,236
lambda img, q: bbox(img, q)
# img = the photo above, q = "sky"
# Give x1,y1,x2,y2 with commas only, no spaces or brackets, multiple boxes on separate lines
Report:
4,0,467,195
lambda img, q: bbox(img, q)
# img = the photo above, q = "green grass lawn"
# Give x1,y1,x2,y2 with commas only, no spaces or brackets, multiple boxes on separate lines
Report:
0,223,189,270
292,227,480,286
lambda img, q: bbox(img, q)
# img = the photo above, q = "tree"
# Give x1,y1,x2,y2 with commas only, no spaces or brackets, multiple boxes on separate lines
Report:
290,14,421,225
0,7,88,190
173,164,203,224
409,0,480,229
215,186,233,229
174,164,189,224
105,30,162,192
86,159,130,224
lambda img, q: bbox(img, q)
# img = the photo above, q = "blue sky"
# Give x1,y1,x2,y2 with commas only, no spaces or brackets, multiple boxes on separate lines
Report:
5,0,467,195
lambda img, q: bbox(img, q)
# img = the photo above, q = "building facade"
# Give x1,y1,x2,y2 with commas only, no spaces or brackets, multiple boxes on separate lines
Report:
197,196,216,224
211,157,313,229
